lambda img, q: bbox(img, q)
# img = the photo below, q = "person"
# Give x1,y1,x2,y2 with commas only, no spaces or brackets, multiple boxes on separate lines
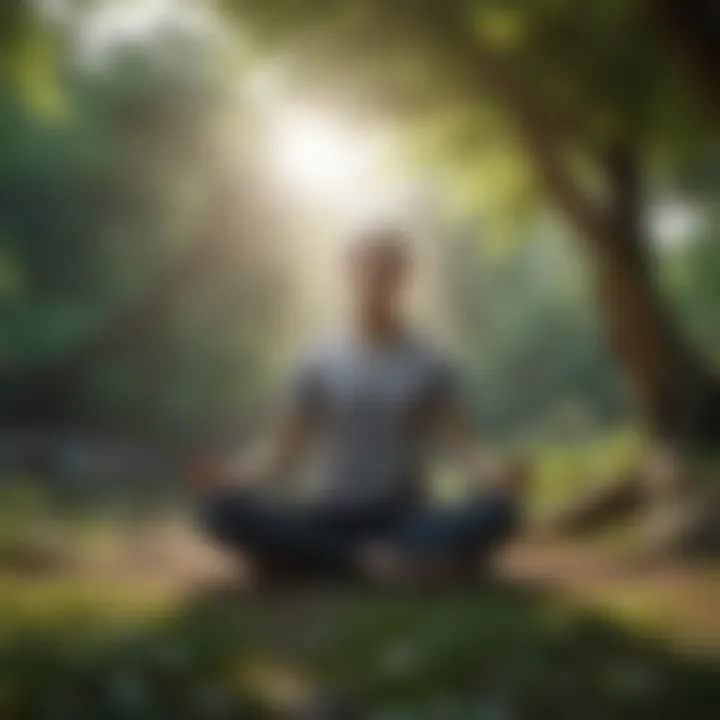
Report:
192,225,526,586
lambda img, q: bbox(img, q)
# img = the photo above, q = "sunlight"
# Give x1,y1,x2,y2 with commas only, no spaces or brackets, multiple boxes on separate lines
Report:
269,109,379,205
75,0,217,66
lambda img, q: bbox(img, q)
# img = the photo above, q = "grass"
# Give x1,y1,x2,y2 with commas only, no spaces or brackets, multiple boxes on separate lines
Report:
0,573,718,719
530,428,644,516
0,454,718,718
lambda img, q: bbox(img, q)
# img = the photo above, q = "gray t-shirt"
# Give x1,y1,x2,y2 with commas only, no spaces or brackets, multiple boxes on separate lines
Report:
291,333,456,507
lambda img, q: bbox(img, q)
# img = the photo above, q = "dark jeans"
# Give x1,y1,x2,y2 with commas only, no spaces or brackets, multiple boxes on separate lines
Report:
201,489,519,578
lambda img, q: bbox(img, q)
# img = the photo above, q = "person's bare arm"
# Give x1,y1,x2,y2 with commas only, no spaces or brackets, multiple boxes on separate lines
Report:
234,406,317,487
434,404,528,494
191,347,326,493
434,404,491,486
190,406,318,493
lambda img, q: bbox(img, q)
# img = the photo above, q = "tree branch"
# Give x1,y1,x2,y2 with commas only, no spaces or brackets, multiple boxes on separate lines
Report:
646,0,720,128
433,12,611,250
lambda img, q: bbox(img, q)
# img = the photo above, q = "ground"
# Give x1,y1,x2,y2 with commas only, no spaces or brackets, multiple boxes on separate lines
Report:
0,520,719,718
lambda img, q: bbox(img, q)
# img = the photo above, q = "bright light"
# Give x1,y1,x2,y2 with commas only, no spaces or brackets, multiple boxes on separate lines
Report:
75,0,218,67
650,201,704,251
270,109,378,204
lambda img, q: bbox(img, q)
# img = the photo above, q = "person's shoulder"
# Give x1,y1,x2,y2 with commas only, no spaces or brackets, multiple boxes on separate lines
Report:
294,332,347,371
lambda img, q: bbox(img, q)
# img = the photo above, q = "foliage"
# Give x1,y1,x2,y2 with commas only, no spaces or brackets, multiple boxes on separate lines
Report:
446,225,629,442
1,1,719,450
220,0,720,442
0,32,292,441
222,0,713,211
663,210,720,366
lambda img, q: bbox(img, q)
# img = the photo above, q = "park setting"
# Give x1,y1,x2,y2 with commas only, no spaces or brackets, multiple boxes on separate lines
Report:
1,0,720,717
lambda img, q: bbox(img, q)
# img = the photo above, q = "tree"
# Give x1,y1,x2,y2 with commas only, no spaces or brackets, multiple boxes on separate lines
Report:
4,1,720,444
646,0,720,129
445,225,628,443
1,35,289,440
223,0,720,444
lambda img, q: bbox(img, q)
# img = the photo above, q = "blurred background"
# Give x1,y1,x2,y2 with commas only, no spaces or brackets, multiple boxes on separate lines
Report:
0,1,719,718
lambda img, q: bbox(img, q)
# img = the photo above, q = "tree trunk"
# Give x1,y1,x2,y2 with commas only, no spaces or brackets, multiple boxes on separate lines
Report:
587,147,720,444
449,21,720,444
448,14,720,551
590,241,720,442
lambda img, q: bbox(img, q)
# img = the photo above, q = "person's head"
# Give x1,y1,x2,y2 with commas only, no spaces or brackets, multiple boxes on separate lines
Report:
344,225,413,328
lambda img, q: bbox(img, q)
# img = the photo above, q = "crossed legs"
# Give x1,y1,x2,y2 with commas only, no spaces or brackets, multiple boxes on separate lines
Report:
201,485,521,585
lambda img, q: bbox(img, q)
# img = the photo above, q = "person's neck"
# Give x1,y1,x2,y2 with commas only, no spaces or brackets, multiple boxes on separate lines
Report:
355,312,405,347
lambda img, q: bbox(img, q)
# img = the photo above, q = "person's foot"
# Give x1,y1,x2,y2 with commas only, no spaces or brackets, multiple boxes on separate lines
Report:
357,543,416,588
357,544,471,589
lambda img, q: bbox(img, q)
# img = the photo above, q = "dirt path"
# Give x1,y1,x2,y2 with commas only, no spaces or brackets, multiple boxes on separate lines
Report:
501,539,720,652
31,521,720,652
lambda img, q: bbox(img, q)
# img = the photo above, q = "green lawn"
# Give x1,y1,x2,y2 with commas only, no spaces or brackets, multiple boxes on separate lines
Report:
0,574,718,719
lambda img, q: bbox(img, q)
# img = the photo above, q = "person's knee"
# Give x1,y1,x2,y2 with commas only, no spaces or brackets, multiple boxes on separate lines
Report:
200,491,253,544
494,496,521,539
466,490,521,543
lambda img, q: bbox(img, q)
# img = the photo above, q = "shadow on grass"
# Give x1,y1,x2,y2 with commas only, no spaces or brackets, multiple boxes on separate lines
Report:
0,578,718,718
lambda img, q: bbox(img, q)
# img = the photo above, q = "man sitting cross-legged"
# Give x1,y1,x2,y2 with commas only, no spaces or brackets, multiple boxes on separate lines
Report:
192,226,527,586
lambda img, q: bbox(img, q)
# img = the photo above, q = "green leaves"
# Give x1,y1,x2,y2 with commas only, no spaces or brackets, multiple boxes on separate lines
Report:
474,5,527,52
0,240,26,303
0,1,67,119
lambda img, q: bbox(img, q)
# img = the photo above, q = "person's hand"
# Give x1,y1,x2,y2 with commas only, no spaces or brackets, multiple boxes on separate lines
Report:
185,452,236,495
187,443,277,496
232,448,275,489
495,456,532,498
468,453,531,499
